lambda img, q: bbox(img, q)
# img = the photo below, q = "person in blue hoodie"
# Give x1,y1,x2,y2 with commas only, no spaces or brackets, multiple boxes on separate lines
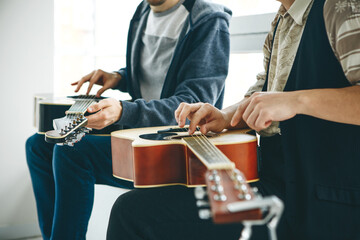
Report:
25,0,231,239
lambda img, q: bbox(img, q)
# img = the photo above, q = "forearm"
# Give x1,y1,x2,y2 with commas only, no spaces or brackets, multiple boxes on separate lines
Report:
297,85,360,125
119,96,191,128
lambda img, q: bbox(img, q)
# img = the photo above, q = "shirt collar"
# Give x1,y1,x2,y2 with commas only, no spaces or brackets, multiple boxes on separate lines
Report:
279,0,313,25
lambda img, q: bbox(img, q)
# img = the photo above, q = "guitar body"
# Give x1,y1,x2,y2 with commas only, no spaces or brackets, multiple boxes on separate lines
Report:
111,126,258,188
34,94,121,135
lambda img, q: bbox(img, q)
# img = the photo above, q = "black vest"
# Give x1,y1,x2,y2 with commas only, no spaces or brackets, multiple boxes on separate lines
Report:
260,1,360,239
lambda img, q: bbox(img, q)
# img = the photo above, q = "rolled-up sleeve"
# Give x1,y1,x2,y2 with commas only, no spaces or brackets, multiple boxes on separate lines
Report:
324,0,360,85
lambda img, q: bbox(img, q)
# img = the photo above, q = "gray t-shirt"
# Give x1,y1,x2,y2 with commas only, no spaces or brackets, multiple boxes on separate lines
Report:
139,0,189,101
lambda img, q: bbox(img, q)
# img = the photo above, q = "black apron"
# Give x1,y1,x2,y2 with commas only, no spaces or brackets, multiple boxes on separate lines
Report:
258,1,360,239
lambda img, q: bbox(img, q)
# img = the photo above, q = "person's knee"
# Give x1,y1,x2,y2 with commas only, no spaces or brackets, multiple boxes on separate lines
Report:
107,192,139,239
25,134,48,165
109,190,141,225
52,142,94,178
110,193,130,219
53,145,79,167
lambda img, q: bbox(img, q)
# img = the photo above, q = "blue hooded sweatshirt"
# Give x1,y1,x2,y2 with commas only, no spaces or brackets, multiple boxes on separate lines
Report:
115,0,232,128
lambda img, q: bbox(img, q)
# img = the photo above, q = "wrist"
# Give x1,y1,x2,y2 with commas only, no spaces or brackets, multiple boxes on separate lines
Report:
295,90,310,115
116,101,123,122
113,72,122,83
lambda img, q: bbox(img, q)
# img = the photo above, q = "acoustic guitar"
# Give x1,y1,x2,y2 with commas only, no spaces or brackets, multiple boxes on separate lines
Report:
34,94,121,146
111,126,283,237
111,126,259,187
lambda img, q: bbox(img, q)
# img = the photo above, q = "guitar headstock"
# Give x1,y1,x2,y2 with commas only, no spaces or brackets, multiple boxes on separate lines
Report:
45,115,91,146
195,168,262,224
195,168,284,240
44,95,98,146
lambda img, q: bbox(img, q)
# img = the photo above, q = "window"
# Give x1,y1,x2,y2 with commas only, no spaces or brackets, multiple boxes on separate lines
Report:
213,0,280,17
214,0,280,107
54,0,141,99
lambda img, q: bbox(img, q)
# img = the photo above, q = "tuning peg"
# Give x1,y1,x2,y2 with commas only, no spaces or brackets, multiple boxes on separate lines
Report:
196,200,210,207
251,187,262,199
232,169,246,183
238,192,252,200
198,209,212,220
210,184,224,193
235,183,249,193
83,128,91,133
213,193,227,202
208,173,221,183
194,186,207,200
245,193,252,200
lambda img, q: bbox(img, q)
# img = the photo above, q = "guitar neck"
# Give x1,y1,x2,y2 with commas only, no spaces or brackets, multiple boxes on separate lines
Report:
182,135,235,170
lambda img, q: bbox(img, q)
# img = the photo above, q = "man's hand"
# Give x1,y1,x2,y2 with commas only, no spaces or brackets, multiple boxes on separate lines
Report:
232,92,300,132
72,69,122,97
175,102,232,134
86,98,122,130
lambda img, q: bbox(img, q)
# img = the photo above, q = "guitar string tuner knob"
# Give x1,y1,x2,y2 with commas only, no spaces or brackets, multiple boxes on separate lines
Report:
241,184,249,192
210,184,224,193
198,209,211,220
194,186,207,200
213,193,227,202
208,174,220,182
196,200,210,207
245,193,252,200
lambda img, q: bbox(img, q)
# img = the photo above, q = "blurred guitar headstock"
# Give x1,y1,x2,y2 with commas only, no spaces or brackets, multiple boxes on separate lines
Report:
45,115,90,146
195,168,262,223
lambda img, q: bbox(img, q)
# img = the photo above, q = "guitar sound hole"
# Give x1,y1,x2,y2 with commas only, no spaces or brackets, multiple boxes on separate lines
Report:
139,133,177,141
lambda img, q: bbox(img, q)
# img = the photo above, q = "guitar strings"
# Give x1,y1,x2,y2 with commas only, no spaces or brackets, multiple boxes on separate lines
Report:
195,131,248,180
182,128,223,165
180,126,252,192
194,134,229,165
181,127,230,166
184,128,249,190
67,95,96,125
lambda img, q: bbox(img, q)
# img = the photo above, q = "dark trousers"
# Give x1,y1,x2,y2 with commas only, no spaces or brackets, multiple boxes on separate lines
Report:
106,134,293,240
106,185,274,240
25,133,133,240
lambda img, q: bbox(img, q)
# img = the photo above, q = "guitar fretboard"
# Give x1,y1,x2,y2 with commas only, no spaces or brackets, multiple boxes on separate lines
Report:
183,135,234,170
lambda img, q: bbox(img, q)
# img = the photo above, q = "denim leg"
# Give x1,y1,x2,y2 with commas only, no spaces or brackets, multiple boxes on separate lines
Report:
25,133,55,240
51,135,133,240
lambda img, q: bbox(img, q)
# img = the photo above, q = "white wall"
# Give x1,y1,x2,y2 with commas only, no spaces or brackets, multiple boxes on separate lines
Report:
0,0,54,238
0,2,128,239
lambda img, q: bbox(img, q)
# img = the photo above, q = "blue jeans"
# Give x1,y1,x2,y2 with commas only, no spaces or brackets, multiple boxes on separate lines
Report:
25,133,133,240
